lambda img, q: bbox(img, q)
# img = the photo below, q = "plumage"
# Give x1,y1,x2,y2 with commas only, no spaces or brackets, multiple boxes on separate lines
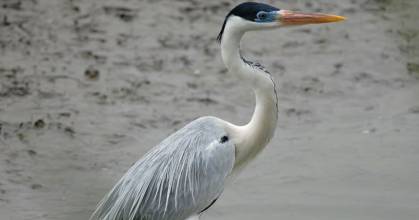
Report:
90,117,235,220
217,2,280,41
91,2,345,220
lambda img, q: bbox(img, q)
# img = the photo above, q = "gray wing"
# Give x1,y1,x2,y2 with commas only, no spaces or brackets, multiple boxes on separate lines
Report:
90,116,235,220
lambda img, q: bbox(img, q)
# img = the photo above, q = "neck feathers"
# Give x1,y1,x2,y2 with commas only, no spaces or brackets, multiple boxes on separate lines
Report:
220,18,278,170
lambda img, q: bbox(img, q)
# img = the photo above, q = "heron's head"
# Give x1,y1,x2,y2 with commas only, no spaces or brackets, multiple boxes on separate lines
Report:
217,2,345,42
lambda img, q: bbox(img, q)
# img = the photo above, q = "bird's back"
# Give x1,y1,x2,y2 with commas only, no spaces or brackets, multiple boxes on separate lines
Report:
90,116,235,220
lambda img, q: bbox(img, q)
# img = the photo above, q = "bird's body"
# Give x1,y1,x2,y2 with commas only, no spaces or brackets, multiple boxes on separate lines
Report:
91,2,344,220
92,117,234,220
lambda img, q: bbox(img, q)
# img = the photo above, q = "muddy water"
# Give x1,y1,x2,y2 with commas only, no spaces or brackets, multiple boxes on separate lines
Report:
387,0,419,78
0,0,418,220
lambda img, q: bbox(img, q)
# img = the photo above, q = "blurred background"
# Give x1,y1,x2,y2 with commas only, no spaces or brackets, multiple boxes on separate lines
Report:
0,0,418,219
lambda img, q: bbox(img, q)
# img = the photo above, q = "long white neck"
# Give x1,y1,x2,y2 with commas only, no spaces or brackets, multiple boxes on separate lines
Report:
220,19,278,170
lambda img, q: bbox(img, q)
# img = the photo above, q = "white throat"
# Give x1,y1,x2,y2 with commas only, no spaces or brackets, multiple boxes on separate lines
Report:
220,16,278,170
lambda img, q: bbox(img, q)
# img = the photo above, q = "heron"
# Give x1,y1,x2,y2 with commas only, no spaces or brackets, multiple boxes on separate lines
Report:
90,2,345,220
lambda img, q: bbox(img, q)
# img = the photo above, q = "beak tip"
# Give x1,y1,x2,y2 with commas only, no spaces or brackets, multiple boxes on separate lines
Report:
321,14,346,24
325,14,346,23
338,15,347,21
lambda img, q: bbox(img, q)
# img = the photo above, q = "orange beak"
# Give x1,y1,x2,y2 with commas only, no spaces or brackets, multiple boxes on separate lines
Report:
278,10,346,25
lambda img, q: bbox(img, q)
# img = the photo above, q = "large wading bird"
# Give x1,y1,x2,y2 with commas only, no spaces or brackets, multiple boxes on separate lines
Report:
90,2,345,220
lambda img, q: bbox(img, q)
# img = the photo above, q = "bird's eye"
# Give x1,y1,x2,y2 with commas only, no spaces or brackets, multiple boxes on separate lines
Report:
257,11,268,20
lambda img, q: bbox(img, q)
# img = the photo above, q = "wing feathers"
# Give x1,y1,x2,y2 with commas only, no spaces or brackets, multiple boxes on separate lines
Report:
90,117,235,220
